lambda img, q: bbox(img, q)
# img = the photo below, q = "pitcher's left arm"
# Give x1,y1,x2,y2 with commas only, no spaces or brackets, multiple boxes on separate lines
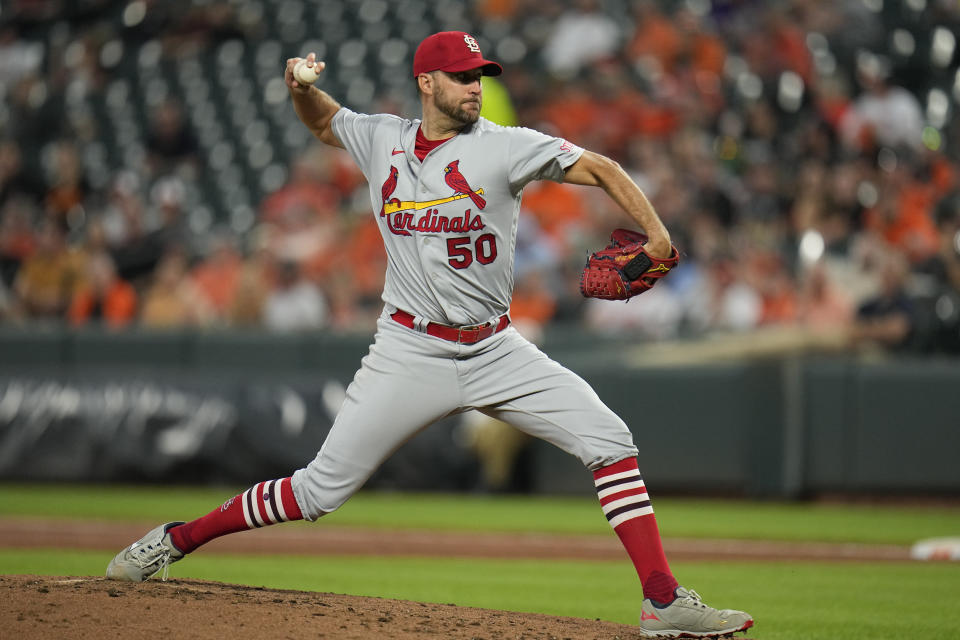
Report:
564,151,671,259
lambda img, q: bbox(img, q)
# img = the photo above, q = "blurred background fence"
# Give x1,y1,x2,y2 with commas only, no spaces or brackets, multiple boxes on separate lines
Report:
2,1,960,498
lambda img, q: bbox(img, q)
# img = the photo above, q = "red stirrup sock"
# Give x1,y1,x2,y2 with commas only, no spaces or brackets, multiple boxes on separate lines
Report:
594,458,679,605
168,477,303,554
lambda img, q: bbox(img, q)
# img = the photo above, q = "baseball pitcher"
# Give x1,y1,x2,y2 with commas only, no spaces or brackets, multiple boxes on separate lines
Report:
107,31,752,638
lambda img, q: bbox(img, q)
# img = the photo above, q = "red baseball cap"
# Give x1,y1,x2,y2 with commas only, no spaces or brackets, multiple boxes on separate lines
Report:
412,31,502,78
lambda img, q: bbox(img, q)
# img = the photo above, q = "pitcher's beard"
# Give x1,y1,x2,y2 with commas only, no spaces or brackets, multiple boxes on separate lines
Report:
444,102,479,124
435,89,480,125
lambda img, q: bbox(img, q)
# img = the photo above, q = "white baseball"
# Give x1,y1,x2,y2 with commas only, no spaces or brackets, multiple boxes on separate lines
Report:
293,59,320,85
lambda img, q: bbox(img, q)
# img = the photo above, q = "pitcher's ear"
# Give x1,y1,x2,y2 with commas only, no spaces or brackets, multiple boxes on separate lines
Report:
417,72,435,95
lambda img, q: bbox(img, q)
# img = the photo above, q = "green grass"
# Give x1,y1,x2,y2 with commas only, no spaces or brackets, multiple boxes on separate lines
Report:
2,549,959,640
3,484,960,639
2,483,959,545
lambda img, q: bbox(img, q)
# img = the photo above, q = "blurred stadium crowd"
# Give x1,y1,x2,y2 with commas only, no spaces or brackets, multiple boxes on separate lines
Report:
1,0,959,354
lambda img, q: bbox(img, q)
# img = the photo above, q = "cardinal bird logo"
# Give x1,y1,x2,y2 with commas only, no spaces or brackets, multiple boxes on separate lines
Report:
379,165,400,216
443,160,486,210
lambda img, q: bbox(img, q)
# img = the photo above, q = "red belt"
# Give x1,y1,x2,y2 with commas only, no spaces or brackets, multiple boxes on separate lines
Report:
390,309,510,344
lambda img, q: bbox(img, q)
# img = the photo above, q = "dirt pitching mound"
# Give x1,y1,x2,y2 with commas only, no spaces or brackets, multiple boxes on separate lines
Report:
1,574,756,640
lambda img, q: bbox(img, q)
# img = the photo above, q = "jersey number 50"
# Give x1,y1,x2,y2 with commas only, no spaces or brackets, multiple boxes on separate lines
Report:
447,234,497,269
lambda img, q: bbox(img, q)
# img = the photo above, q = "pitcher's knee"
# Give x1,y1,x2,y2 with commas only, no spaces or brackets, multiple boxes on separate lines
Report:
579,427,638,472
583,446,639,471
291,467,359,521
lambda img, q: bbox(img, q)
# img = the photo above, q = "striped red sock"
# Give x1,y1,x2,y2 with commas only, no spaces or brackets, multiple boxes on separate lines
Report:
168,477,303,554
594,458,678,604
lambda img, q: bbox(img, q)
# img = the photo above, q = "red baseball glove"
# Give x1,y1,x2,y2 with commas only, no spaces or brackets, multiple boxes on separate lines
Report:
579,229,680,300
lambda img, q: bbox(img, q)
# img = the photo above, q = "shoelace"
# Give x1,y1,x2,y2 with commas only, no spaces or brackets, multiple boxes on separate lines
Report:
159,556,172,581
130,540,173,581
680,589,709,609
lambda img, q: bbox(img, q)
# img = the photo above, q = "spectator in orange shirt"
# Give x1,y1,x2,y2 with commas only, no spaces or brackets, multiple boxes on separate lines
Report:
519,181,590,251
863,159,939,263
627,1,682,73
67,252,137,329
752,254,798,326
190,232,244,320
475,0,522,20
332,216,386,302
678,8,726,78
509,269,557,342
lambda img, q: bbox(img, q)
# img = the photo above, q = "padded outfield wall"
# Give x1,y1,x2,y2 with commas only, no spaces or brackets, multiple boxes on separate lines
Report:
0,327,957,498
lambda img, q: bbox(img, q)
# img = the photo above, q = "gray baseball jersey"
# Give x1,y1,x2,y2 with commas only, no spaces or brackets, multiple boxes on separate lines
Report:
333,109,583,326
291,109,638,520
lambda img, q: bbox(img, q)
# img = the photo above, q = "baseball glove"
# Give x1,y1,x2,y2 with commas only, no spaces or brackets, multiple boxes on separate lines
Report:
579,229,680,300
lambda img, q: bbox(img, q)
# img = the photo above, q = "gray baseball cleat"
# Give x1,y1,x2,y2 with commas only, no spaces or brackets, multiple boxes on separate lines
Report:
638,586,754,638
106,522,186,582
